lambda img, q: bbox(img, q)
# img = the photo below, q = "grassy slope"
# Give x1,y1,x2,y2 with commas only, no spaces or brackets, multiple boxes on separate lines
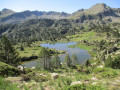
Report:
67,31,105,42
5,29,119,90
4,67,120,90
16,41,65,58
67,31,106,52
0,77,19,90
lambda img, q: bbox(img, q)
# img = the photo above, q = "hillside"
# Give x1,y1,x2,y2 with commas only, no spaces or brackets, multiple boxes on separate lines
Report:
70,3,120,23
0,8,15,18
0,3,120,90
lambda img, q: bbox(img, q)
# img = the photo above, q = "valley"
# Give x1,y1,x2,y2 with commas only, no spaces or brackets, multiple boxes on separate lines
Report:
0,3,120,90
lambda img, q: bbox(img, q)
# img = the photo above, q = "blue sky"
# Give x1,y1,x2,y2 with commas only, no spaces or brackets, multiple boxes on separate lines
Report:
0,0,120,13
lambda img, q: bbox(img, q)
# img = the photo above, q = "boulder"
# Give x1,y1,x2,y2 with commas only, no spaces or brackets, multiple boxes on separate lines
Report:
92,82,97,85
91,77,97,81
17,65,24,71
97,65,104,68
70,81,82,85
50,73,59,80
31,67,35,69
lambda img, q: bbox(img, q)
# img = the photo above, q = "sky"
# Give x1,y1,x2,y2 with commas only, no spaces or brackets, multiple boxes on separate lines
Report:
0,0,120,13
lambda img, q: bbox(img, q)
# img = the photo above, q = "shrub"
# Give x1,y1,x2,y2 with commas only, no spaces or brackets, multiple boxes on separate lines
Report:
0,61,19,76
94,68,119,78
111,55,120,69
84,67,92,74
93,68,105,74
32,75,47,82
65,84,104,90
76,65,83,72
25,68,33,74
105,55,120,69
58,77,72,86
27,72,48,82
21,74,30,81
100,70,118,78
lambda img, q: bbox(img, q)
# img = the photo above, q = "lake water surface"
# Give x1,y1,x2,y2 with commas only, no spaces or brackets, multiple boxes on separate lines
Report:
23,42,91,68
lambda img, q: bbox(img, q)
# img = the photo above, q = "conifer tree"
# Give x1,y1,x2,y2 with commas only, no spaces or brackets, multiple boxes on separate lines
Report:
71,54,79,67
51,54,61,69
64,54,71,67
38,47,51,69
0,36,20,66
85,59,91,67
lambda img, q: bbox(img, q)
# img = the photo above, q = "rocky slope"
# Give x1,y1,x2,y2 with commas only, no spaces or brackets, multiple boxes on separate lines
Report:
0,3,120,24
70,3,120,23
0,10,70,24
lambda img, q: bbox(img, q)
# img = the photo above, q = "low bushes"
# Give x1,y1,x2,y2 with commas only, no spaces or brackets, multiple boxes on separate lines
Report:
105,55,120,69
0,61,19,76
65,84,104,90
93,67,119,78
21,56,38,62
21,72,48,82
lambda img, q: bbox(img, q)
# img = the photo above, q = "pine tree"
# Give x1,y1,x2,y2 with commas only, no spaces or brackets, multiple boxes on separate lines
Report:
71,54,79,67
85,59,91,67
20,44,24,51
0,36,20,66
64,54,71,67
38,47,51,69
51,54,61,69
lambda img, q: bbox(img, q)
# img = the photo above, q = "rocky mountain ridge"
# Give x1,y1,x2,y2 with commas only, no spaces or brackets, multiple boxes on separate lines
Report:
0,3,120,24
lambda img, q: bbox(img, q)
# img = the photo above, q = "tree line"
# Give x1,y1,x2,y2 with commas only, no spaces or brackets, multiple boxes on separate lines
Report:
0,36,79,69
38,47,79,70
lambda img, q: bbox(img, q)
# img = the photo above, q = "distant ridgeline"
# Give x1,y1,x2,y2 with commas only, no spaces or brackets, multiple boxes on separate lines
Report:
0,3,120,42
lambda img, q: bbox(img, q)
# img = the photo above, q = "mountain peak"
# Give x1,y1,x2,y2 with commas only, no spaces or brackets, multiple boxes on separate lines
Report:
2,8,15,14
94,3,107,7
85,3,110,14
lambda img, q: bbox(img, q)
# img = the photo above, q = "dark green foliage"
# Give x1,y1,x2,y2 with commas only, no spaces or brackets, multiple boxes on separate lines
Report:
38,47,51,69
0,19,80,42
51,54,61,69
76,65,84,72
64,54,71,67
65,84,104,90
21,74,30,81
21,56,38,62
71,54,79,67
26,72,48,82
111,55,120,69
0,36,20,66
59,77,72,86
0,61,19,76
105,56,112,68
20,44,24,51
85,59,91,67
105,55,120,69
31,75,47,82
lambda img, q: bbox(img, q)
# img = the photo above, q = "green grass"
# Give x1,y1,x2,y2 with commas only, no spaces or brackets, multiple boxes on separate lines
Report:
69,44,93,51
0,77,20,90
17,46,42,57
67,31,105,42
16,41,65,58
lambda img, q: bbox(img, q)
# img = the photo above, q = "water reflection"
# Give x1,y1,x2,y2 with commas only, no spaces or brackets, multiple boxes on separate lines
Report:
23,42,91,68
